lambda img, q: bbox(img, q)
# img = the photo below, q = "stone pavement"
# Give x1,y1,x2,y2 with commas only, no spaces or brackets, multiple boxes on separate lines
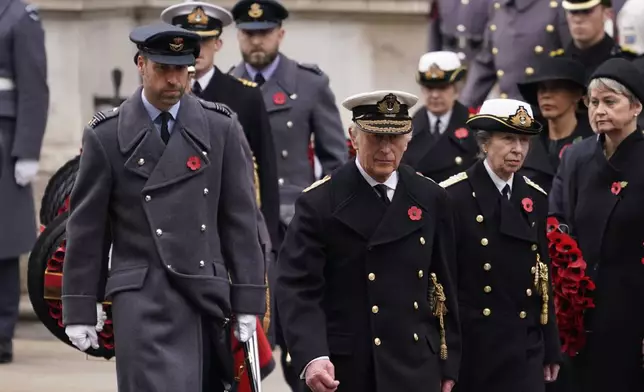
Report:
0,321,292,392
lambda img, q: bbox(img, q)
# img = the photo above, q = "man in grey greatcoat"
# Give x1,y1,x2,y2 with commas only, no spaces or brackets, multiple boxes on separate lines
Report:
459,0,571,109
0,0,49,364
61,23,266,392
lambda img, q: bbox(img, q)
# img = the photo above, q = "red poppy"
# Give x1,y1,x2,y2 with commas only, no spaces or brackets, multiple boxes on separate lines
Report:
408,206,422,221
611,181,628,195
641,257,644,265
187,156,201,171
558,143,572,159
273,92,287,105
454,128,469,139
468,106,480,116
521,197,533,213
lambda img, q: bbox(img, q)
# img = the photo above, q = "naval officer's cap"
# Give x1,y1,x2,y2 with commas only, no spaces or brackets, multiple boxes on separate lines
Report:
417,51,467,87
231,0,289,30
161,1,233,38
467,99,543,135
130,22,201,65
562,0,611,11
342,91,419,135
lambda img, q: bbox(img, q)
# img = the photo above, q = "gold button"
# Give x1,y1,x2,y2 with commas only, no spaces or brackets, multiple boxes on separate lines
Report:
496,70,504,78
278,178,285,186
200,224,206,232
156,229,163,236
199,260,205,268
490,24,497,31
546,24,555,33
481,238,489,246
535,45,544,54
281,150,288,158
418,270,424,278
413,333,419,341
484,286,492,293
476,215,484,223
203,188,209,195
483,308,491,316
368,273,375,281
531,266,537,274
137,158,145,166
372,305,379,314
526,288,533,296
492,47,499,55
550,1,558,7
144,195,151,202
290,94,298,100
286,121,293,128
500,93,508,99
472,192,476,197
484,263,492,271
457,24,466,32
455,156,463,165
374,338,381,346
413,301,419,310
420,237,426,245
494,2,500,9
525,67,534,75
519,311,527,319
531,244,538,251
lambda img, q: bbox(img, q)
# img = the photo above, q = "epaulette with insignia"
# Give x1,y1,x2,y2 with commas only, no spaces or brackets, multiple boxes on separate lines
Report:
549,48,565,57
198,99,232,117
297,63,324,76
523,176,547,196
87,107,119,129
236,77,258,88
303,175,330,193
416,172,437,183
439,172,468,188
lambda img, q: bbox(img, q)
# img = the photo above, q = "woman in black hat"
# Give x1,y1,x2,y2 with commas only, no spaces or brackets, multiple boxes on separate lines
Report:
518,57,594,192
548,58,644,392
440,98,561,392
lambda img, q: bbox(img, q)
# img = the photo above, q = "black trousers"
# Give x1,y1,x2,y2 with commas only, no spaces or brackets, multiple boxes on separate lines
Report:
202,318,234,392
0,257,20,342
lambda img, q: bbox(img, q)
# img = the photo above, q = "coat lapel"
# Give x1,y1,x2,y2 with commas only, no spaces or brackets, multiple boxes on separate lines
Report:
369,167,427,247
143,95,212,192
444,102,473,152
332,162,387,240
506,176,538,242
263,54,297,114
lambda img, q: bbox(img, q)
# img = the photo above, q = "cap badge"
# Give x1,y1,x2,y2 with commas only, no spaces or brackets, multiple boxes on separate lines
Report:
188,6,209,25
509,106,533,128
248,3,263,19
169,37,184,52
377,94,401,116
426,63,445,79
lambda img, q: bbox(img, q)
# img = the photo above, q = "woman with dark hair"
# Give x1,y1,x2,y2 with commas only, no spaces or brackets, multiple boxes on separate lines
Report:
517,56,593,192
549,58,644,392
440,98,561,392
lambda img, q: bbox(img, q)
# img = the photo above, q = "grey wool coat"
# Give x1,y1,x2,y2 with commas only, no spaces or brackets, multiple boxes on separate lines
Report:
61,88,266,392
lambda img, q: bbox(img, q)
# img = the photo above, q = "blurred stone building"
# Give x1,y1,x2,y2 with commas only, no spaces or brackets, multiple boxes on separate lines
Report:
21,0,430,291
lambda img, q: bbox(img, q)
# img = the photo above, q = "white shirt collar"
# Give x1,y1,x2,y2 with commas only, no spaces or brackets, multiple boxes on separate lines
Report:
194,66,215,89
355,159,398,201
483,158,513,196
426,109,453,135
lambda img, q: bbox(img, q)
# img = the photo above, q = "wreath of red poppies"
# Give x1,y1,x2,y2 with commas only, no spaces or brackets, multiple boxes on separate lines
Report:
546,216,595,356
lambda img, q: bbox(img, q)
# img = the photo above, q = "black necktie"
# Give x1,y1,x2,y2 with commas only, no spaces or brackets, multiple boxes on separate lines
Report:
192,81,203,97
374,184,390,206
254,73,266,87
501,184,511,200
159,112,171,144
433,118,442,135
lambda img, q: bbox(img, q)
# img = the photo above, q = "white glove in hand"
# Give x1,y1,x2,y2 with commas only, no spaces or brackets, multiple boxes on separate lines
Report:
14,159,39,186
234,314,257,343
96,303,107,333
65,325,99,351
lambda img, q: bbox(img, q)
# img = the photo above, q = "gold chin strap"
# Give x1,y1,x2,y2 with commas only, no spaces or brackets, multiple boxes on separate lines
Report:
533,254,549,325
429,273,449,360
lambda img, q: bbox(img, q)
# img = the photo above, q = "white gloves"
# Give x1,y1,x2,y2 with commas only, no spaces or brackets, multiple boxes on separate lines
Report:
234,314,257,343
14,159,39,186
65,303,107,352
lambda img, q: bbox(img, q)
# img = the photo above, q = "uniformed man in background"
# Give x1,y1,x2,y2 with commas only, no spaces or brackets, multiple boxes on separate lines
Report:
460,0,571,109
427,0,494,66
558,0,636,82
160,0,281,270
229,0,348,233
0,0,48,364
61,23,265,392
402,51,478,182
